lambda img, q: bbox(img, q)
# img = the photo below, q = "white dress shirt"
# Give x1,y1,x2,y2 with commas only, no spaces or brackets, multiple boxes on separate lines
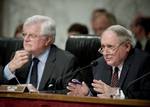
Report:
112,62,125,99
112,62,124,79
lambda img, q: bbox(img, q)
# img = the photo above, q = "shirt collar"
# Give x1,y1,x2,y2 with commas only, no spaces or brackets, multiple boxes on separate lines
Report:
32,47,50,64
112,62,124,72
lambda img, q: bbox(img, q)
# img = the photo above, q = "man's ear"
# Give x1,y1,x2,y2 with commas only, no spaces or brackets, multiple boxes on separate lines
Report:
45,36,54,46
125,41,132,52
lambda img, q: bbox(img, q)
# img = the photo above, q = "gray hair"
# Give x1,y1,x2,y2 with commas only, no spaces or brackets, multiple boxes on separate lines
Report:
105,25,136,47
23,15,56,37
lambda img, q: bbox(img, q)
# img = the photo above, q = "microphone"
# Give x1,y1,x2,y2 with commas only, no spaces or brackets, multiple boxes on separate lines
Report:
72,60,98,82
126,71,150,98
47,61,98,93
15,76,21,84
77,60,98,71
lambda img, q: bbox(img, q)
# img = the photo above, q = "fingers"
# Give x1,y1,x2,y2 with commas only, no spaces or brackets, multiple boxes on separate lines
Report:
82,81,87,87
15,50,29,62
16,50,30,56
67,91,81,96
67,92,74,96
93,79,104,85
92,80,104,89
67,80,89,96
67,83,76,91
14,50,30,60
68,82,81,89
93,86,103,94
92,80,107,94
67,82,81,96
8,50,30,72
97,94,111,99
67,82,81,91
92,79,113,95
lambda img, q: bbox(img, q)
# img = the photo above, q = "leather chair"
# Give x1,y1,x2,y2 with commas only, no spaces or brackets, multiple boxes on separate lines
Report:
0,38,23,66
65,35,102,67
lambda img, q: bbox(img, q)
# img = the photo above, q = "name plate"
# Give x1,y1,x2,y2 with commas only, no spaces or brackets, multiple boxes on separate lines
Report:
0,84,38,93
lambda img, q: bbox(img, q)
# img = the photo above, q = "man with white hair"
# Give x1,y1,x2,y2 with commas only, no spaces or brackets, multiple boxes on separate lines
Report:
0,15,78,94
67,25,150,99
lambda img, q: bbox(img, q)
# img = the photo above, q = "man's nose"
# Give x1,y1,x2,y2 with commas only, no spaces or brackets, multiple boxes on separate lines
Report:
24,35,31,42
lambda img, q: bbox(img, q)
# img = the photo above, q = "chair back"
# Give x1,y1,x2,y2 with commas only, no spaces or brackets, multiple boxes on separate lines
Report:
65,35,102,67
0,38,23,66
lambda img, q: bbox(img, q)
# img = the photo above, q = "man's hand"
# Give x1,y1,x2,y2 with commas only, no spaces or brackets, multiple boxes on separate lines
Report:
67,81,89,96
8,50,30,72
92,79,117,98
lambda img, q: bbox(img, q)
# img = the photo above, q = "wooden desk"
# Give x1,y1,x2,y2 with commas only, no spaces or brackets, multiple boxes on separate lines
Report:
0,92,150,107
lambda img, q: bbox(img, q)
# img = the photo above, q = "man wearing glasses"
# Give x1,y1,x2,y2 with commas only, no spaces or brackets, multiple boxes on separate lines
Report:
67,25,150,99
0,15,78,94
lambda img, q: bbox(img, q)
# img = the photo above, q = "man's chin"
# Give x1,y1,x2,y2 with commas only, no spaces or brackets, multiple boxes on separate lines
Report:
24,48,32,53
106,61,114,66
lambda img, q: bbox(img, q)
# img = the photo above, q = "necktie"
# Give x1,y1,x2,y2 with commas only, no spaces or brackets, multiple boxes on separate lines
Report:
111,67,119,87
30,58,39,88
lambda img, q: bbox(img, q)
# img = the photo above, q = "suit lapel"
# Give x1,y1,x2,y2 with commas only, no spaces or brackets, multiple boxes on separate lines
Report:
104,65,112,85
39,45,56,90
95,58,112,85
119,63,130,88
119,50,133,88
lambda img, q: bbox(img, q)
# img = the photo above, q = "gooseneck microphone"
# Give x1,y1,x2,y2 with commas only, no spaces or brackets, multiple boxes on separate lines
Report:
45,61,98,93
15,76,21,84
127,71,150,89
72,60,98,79
126,71,150,98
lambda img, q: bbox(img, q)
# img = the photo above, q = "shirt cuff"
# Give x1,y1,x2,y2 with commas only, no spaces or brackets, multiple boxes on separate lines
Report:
119,89,125,99
112,88,125,99
88,90,93,96
4,64,15,80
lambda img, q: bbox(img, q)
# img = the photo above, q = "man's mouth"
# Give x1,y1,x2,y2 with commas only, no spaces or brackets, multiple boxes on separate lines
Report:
105,56,112,61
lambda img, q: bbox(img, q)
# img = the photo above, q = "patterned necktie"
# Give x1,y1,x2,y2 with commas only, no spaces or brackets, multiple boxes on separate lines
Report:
111,67,119,87
30,58,39,88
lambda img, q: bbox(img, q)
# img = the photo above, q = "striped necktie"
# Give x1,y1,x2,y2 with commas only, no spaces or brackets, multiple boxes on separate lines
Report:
111,67,119,87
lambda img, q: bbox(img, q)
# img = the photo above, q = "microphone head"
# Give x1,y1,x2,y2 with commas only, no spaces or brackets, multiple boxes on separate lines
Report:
91,60,98,66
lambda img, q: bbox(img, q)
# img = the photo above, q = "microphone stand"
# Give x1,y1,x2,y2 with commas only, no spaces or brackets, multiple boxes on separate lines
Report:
126,71,150,99
72,60,98,79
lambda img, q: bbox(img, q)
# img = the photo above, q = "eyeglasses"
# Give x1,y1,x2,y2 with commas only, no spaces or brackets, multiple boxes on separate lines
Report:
22,32,38,39
98,42,125,54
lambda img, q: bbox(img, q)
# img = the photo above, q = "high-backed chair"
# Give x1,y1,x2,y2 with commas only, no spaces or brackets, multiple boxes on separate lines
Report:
65,35,102,67
0,38,23,66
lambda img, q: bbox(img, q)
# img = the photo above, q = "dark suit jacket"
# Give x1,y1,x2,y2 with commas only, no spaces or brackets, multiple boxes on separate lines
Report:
135,39,150,54
92,48,150,99
0,45,78,94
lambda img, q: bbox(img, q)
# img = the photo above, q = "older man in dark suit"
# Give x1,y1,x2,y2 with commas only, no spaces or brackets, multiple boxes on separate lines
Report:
67,25,150,99
0,15,78,94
